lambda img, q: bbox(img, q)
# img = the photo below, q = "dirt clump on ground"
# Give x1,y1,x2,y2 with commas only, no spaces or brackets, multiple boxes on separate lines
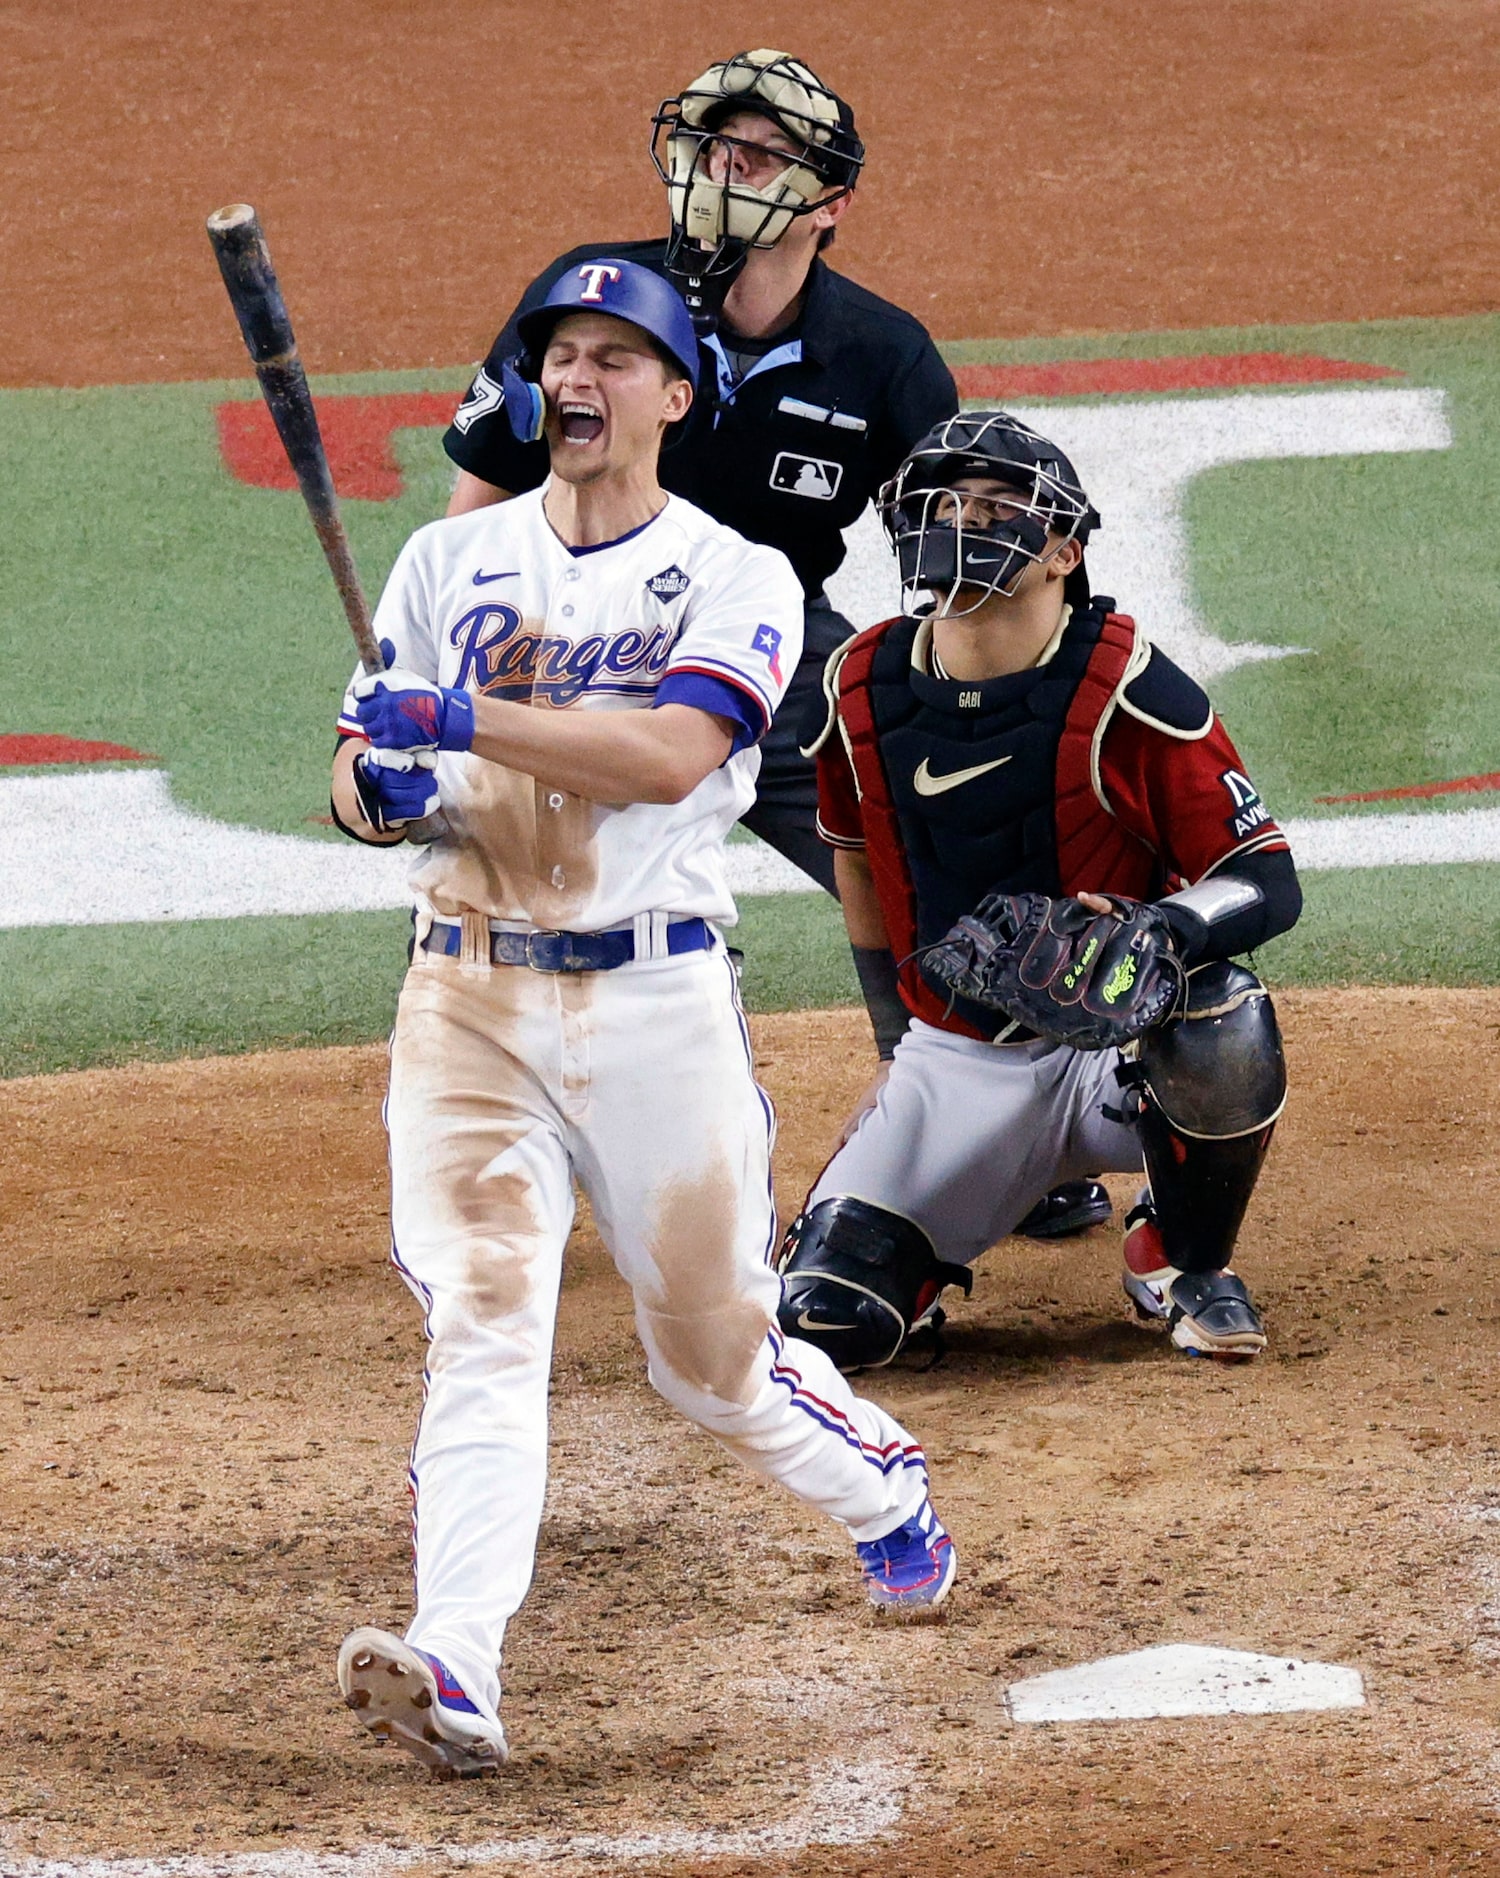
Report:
2,992,1499,1873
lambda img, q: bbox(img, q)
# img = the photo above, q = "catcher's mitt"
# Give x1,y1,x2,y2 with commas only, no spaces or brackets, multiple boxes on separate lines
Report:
921,891,1184,1051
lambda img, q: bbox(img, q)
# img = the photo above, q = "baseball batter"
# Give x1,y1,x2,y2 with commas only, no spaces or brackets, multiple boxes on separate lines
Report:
778,413,1303,1372
441,46,1106,1248
328,261,954,1780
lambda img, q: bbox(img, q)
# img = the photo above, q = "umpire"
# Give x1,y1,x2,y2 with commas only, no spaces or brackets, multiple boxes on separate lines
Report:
441,48,957,894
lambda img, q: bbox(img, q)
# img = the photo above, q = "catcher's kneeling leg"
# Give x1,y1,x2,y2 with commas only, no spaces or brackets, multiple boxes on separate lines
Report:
1128,961,1286,1355
776,1197,972,1373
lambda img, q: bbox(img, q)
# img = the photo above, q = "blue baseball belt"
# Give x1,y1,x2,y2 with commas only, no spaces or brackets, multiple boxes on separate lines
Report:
421,915,714,974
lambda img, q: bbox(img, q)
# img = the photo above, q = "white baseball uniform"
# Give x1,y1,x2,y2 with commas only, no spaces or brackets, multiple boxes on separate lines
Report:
340,487,931,1725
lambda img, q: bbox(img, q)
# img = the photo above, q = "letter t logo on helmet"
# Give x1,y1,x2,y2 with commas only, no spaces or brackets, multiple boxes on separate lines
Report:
576,264,623,304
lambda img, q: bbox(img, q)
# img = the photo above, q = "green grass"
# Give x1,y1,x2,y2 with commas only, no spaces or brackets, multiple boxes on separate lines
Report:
0,368,468,835
5,866,1498,1079
5,316,1500,1076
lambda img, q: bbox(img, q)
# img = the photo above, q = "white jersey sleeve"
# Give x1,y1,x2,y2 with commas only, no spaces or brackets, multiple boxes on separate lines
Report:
654,539,804,750
336,525,443,735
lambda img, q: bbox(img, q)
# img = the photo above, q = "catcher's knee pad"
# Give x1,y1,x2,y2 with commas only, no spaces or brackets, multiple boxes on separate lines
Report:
775,1197,972,1373
1135,962,1287,1274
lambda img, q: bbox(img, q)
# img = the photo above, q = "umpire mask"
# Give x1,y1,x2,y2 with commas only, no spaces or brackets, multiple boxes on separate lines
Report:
879,411,1100,616
651,49,863,281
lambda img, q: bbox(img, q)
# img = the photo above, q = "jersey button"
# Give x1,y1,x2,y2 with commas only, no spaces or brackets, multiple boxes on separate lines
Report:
551,865,566,888
564,567,581,582
547,792,565,810
561,604,575,617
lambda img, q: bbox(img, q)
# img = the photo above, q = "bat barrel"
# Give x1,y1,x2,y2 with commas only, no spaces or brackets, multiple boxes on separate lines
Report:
206,200,446,841
205,202,381,672
207,204,299,368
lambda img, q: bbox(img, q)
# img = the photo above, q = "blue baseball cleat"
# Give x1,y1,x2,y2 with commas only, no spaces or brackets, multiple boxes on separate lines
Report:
337,1627,508,1779
856,1499,957,1615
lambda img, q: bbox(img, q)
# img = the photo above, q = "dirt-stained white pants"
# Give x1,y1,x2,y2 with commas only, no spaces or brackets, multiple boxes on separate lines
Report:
385,939,929,1723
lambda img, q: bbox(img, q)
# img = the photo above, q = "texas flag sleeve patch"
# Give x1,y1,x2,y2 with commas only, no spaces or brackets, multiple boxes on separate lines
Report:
751,623,785,686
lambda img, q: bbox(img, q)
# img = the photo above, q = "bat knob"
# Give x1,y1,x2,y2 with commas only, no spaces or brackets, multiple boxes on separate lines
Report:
207,203,258,235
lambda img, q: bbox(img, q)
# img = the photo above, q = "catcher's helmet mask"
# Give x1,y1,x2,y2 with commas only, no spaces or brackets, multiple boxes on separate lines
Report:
879,411,1102,617
652,49,864,293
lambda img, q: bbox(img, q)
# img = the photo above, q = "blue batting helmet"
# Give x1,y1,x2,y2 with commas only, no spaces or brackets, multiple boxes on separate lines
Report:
517,260,700,389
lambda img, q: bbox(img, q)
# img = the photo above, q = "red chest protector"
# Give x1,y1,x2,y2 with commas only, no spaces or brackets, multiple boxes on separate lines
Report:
834,609,1159,1037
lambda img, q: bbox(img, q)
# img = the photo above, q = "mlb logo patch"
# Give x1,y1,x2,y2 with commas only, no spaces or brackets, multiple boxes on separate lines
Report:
751,623,785,684
646,565,691,600
770,451,843,501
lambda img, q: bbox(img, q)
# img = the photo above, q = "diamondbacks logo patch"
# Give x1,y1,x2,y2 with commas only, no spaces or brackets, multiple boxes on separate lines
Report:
770,451,843,501
646,565,691,600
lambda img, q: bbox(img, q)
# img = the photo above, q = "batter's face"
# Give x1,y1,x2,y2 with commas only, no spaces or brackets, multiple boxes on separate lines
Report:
540,313,693,485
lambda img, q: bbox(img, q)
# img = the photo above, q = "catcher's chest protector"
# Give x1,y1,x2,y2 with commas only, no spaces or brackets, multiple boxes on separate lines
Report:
839,604,1146,1036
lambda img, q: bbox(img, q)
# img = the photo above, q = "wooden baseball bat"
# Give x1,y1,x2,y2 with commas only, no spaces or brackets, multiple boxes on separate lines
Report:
205,202,446,841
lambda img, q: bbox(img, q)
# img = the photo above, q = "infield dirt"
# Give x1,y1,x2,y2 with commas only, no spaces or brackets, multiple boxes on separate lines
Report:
2,996,1499,1874
5,0,1498,388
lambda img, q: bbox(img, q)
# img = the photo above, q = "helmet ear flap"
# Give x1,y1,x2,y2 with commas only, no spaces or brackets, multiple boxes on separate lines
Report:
499,358,545,444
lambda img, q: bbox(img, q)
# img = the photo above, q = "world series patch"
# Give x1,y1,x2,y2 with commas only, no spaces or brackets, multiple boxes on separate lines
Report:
646,565,691,599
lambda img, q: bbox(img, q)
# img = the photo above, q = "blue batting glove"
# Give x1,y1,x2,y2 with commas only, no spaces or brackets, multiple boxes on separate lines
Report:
352,658,475,753
351,747,441,833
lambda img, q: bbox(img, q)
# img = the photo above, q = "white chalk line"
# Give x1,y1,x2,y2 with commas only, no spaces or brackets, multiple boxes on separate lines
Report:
3,1756,903,1878
6,765,1499,930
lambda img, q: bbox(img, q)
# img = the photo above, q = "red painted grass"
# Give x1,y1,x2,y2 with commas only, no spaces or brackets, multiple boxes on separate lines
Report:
216,391,461,501
1316,772,1500,804
212,357,1401,503
0,734,156,766
952,353,1400,400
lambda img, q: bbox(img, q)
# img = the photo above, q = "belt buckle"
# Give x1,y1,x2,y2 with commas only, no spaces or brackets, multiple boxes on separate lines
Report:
524,930,565,972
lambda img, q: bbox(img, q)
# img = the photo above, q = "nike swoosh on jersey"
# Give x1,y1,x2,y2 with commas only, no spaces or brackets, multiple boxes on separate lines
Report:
912,755,1013,796
472,569,520,585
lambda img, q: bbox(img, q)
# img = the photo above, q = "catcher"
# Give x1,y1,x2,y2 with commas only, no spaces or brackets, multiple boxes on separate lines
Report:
778,411,1302,1369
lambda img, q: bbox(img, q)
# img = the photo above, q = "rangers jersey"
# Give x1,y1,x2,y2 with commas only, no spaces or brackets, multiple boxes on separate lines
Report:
338,487,804,932
814,598,1290,1038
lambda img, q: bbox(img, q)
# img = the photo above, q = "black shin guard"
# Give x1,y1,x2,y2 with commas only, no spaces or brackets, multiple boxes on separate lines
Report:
1136,962,1287,1275
776,1196,972,1373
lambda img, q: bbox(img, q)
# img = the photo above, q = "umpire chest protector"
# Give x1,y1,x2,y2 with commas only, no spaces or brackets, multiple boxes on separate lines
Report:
831,601,1156,1036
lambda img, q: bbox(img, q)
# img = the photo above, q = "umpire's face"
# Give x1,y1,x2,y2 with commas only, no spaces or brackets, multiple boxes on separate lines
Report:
540,312,693,487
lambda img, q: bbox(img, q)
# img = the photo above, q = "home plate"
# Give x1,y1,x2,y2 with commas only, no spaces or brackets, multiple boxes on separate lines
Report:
1005,1645,1365,1723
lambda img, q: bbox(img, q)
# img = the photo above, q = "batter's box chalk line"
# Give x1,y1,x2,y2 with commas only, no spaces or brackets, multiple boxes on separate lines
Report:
1005,1643,1365,1724
4,1755,905,1878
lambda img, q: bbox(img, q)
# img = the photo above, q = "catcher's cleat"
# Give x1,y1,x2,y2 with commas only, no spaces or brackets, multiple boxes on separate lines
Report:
856,1498,957,1617
337,1627,508,1779
1015,1179,1113,1241
1122,1201,1266,1360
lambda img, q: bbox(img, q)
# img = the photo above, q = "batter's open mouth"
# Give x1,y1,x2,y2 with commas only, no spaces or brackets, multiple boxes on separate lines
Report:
559,401,605,444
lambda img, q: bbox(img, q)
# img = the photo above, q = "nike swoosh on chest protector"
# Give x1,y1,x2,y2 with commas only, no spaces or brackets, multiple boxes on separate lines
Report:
912,755,1014,797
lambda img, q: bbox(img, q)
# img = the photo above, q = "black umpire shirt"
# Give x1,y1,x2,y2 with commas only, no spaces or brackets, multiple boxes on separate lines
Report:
443,238,959,602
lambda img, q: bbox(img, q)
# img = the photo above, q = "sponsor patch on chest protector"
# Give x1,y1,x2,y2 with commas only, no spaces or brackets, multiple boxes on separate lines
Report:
1221,767,1271,839
770,451,844,501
